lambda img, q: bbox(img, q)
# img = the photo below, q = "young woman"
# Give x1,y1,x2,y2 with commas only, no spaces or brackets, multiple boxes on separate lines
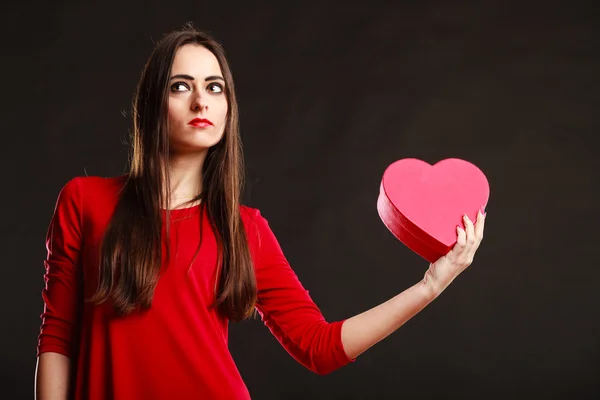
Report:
35,25,486,399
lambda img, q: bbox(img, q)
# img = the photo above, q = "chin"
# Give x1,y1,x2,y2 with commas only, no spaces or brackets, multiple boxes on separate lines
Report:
170,138,224,154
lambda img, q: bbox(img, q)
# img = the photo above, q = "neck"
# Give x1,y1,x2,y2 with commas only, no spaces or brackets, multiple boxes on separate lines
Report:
166,151,208,209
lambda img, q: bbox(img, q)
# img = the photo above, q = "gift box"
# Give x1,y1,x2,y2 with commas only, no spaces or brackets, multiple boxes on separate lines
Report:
377,158,490,263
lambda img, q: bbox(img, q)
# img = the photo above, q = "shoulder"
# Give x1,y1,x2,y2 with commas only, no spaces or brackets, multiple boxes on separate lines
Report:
74,174,127,196
240,204,264,230
240,204,261,220
239,205,271,242
53,174,127,215
240,204,275,227
239,205,287,262
60,174,126,200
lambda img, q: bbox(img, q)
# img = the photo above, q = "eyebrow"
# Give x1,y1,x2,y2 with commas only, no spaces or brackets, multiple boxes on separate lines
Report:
169,74,225,82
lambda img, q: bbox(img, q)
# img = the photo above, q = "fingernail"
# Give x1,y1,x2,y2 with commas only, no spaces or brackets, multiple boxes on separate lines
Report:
463,214,470,221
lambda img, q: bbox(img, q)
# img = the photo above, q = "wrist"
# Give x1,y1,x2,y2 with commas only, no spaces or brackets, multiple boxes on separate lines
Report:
419,276,442,301
420,267,456,300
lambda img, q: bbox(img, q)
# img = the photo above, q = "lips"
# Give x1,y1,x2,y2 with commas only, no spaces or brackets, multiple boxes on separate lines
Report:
188,118,213,128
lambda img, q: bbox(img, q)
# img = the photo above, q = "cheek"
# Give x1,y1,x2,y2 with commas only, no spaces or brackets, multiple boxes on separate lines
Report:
218,102,228,125
167,102,183,127
167,103,176,123
167,103,184,138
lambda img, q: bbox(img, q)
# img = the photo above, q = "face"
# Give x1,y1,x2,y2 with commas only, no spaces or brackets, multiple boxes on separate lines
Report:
167,44,228,154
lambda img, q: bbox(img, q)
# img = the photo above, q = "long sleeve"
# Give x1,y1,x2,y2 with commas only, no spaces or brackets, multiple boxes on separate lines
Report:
37,177,83,358
246,208,356,375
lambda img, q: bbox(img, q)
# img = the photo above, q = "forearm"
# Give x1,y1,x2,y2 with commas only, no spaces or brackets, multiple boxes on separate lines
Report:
35,352,71,400
341,279,438,360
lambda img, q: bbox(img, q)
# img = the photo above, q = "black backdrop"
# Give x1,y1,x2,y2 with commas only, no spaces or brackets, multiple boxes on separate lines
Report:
2,1,599,399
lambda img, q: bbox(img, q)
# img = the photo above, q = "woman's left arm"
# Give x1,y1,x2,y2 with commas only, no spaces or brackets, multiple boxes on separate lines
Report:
341,211,486,359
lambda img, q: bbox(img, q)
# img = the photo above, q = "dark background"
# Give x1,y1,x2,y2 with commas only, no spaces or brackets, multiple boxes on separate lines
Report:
2,1,599,399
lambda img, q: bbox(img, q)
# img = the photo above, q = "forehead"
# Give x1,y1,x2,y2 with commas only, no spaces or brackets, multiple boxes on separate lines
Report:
171,44,223,76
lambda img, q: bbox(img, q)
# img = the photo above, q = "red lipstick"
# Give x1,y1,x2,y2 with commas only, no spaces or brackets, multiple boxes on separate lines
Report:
188,118,213,128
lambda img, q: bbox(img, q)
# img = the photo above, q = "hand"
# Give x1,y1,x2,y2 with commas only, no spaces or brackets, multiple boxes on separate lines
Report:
422,209,486,297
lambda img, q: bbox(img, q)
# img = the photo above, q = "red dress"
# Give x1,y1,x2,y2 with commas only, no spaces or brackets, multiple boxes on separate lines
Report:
37,176,354,399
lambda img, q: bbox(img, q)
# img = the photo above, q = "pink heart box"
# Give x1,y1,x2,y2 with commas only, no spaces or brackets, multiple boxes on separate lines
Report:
377,158,490,263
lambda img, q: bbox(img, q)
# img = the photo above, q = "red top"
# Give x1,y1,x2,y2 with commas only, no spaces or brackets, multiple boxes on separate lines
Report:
37,176,355,399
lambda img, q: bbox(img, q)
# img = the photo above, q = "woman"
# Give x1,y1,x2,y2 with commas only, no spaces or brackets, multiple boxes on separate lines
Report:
35,25,486,399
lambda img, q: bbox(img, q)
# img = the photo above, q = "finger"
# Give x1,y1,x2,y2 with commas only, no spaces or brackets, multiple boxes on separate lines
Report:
475,209,486,241
453,224,467,258
464,210,486,264
463,214,476,249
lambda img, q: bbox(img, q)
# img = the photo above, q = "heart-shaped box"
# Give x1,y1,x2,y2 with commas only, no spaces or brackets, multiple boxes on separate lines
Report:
377,158,490,263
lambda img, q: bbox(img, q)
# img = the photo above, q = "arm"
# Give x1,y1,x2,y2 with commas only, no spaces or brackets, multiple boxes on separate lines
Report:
35,353,70,400
341,211,486,359
341,280,434,360
35,178,84,399
247,209,354,375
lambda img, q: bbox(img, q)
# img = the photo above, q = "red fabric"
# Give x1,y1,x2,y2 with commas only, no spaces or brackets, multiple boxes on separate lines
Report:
37,176,355,399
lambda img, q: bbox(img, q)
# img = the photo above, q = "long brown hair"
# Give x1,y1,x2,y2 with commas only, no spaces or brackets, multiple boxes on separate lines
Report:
89,24,257,321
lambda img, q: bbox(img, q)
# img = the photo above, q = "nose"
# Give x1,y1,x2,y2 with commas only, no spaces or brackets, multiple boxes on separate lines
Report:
191,92,208,112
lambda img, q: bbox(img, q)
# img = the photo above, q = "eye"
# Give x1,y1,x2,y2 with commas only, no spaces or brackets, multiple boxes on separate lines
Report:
207,82,224,94
170,82,190,92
